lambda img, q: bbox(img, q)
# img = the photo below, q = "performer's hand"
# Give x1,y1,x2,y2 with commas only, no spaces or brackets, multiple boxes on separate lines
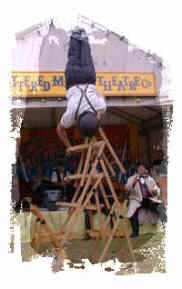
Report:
151,189,158,197
132,176,139,188
64,176,71,184
66,147,72,156
66,144,75,156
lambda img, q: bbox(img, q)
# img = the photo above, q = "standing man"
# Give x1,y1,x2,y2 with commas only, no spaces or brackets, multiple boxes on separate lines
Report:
125,163,167,237
56,28,106,152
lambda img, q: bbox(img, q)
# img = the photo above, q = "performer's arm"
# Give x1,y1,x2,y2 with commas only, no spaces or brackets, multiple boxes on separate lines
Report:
80,38,96,85
148,177,160,197
65,36,82,90
125,176,138,193
97,111,102,120
57,106,76,149
56,123,71,149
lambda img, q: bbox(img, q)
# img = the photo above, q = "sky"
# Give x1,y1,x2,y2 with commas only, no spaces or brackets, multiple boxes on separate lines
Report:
1,0,181,287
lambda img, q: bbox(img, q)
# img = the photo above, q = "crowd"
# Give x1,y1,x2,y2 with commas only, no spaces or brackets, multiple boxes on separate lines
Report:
12,154,167,239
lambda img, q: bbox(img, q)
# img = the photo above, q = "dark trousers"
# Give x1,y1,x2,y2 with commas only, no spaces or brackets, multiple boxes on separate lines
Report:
84,191,114,230
130,198,167,236
84,207,114,231
65,36,96,89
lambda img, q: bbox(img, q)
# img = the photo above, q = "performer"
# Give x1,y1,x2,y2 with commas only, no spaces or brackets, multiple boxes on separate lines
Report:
56,28,106,152
125,163,167,238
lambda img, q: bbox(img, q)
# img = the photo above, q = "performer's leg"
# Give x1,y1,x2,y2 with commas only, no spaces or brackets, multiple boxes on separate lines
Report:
130,209,139,237
80,39,96,85
101,207,114,229
67,36,81,66
84,209,96,240
84,209,91,230
65,35,82,90
142,198,159,213
65,29,96,89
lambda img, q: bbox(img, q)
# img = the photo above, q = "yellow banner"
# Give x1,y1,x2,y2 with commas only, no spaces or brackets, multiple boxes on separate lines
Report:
11,72,156,98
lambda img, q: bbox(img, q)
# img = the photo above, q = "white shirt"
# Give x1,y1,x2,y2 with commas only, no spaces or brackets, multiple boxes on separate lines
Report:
60,84,107,129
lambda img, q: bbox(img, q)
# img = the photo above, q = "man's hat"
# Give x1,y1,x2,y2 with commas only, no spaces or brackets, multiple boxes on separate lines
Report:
77,111,100,137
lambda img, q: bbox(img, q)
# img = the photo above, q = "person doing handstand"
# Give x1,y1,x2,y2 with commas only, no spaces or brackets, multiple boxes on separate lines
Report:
56,28,106,152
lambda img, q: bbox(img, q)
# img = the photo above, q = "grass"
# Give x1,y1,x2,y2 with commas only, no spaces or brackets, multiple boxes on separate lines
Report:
19,226,166,275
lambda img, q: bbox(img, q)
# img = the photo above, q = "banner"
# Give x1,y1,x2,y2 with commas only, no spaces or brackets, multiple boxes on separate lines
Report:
11,72,157,98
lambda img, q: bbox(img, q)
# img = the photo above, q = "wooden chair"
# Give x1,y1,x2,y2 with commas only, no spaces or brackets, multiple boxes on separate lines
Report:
56,127,136,263
28,127,136,264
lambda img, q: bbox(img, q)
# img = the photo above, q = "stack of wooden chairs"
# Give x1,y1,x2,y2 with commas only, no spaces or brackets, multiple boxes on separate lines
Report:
29,127,136,264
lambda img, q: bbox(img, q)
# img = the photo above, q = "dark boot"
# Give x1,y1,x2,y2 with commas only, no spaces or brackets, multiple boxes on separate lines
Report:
71,27,83,39
83,210,91,240
130,210,139,238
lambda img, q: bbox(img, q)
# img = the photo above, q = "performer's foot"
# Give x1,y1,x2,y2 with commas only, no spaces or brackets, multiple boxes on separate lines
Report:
71,29,82,40
72,26,85,32
71,27,88,41
80,29,88,40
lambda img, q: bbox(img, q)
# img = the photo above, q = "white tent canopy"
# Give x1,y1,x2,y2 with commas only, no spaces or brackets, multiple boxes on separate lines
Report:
11,16,172,129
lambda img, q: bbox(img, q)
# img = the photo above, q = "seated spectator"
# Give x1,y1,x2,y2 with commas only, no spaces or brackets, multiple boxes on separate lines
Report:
57,165,65,183
42,159,54,180
34,178,65,210
63,155,76,176
125,163,167,238
51,166,62,183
